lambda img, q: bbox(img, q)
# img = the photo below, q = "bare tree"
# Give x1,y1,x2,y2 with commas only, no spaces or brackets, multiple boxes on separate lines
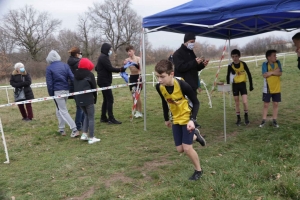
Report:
89,0,142,65
2,5,61,61
56,29,80,61
0,52,12,81
77,13,102,61
0,28,16,54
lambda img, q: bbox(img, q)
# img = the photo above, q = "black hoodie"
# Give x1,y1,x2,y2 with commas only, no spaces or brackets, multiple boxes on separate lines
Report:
173,44,205,91
74,68,97,106
67,56,80,74
95,43,121,86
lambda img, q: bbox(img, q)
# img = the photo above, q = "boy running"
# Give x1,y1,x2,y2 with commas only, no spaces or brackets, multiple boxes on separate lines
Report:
124,45,143,118
155,59,205,181
226,49,253,126
259,50,282,128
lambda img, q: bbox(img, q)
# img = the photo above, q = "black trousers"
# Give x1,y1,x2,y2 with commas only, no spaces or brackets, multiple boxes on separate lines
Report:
99,84,114,119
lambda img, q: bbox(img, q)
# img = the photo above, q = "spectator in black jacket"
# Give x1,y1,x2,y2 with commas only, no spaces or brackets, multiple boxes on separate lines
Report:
10,62,34,121
74,58,100,144
95,43,125,124
173,33,209,94
292,32,300,70
67,46,84,131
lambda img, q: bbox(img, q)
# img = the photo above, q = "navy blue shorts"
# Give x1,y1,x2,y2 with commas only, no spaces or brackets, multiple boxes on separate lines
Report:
262,93,281,103
172,124,194,146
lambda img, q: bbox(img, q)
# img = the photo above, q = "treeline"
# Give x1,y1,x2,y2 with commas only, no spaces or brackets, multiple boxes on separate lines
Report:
0,0,295,82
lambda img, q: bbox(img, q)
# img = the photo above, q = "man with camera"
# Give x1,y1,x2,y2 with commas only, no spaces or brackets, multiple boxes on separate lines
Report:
173,33,209,95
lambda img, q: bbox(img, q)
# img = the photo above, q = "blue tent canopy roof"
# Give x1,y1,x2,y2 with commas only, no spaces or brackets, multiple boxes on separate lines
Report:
143,0,300,39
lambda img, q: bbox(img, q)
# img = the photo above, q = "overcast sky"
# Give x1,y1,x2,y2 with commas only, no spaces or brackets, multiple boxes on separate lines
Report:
0,0,298,51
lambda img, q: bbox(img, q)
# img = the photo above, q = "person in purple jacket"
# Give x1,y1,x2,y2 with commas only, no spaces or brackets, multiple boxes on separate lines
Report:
46,50,80,137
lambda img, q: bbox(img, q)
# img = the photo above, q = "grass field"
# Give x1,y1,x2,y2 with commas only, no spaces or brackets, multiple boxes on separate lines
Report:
0,54,299,200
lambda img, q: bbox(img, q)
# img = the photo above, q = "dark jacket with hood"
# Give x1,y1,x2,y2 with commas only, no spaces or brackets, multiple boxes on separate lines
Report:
173,44,205,91
46,50,74,96
67,55,80,96
95,43,122,86
67,56,80,75
74,69,97,106
10,70,34,100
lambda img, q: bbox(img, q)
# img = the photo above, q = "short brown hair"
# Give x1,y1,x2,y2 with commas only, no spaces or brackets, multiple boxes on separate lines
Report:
125,45,134,52
155,59,173,75
68,47,80,56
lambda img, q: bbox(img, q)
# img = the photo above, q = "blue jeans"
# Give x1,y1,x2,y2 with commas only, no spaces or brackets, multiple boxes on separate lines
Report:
75,104,84,130
80,104,95,138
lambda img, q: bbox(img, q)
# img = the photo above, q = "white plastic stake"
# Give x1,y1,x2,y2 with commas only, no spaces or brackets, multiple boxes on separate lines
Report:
0,118,10,164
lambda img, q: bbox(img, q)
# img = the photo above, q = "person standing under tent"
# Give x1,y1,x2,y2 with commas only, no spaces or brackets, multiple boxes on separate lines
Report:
46,50,80,137
155,59,206,181
67,46,84,131
173,32,209,95
123,45,143,118
10,62,34,121
226,49,254,126
292,32,300,70
74,58,100,144
95,43,126,124
259,50,282,128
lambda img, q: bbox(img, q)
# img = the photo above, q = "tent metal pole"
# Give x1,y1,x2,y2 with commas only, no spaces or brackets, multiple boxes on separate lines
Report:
228,39,232,107
142,28,147,131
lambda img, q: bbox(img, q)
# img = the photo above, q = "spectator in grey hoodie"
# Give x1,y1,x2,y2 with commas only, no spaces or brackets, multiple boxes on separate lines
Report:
46,50,80,137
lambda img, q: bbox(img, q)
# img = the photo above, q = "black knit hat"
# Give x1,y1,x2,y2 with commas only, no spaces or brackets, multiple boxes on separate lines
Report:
184,33,196,43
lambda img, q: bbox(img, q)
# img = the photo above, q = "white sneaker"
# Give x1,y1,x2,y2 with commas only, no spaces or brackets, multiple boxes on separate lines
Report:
138,112,143,118
134,111,143,118
134,112,140,118
88,137,101,144
80,133,88,141
70,130,80,138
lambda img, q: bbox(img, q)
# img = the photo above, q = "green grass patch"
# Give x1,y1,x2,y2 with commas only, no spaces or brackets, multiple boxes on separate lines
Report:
0,54,299,199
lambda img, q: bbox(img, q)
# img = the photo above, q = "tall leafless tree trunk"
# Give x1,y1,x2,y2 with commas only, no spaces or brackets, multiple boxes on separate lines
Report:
88,0,142,66
77,13,102,61
1,5,61,61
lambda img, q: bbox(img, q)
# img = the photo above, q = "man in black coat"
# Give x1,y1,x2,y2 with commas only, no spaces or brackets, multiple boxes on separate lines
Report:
95,43,125,124
173,33,209,94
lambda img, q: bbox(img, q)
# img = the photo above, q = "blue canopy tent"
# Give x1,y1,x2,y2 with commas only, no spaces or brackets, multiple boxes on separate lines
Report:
140,0,300,130
142,0,300,39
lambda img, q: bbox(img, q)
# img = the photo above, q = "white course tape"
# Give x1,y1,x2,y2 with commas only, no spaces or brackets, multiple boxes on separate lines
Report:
0,82,142,108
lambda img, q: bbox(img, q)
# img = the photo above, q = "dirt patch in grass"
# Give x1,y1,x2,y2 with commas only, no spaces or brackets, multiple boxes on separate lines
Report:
104,172,134,188
67,186,94,200
142,157,173,171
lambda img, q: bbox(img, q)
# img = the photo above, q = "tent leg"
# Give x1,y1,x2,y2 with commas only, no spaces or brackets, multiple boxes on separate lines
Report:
142,28,147,131
228,39,232,107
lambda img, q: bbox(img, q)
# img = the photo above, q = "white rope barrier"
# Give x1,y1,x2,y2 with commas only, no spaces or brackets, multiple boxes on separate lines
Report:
0,82,141,108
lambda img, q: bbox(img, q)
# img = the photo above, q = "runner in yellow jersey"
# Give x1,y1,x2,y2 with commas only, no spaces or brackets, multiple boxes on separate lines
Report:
226,49,254,126
259,50,282,128
155,59,205,181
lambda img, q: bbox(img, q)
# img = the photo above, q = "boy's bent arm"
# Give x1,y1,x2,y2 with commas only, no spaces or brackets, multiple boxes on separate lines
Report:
180,81,199,119
155,84,170,121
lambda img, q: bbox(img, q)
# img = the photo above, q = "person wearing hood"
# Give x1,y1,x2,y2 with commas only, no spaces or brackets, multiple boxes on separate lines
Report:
173,33,209,94
95,43,126,124
67,47,84,131
74,58,100,144
10,62,34,121
46,50,80,137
